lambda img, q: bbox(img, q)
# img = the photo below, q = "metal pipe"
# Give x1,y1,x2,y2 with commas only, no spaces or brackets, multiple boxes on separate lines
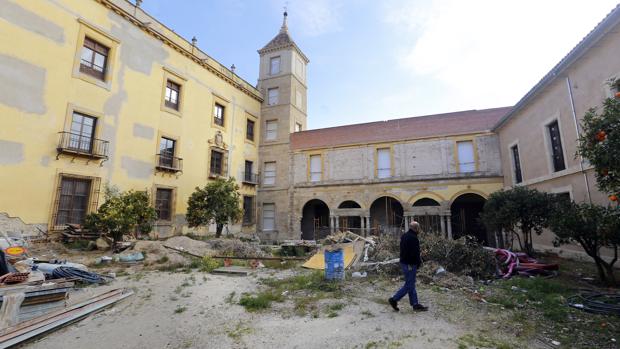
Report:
565,76,592,203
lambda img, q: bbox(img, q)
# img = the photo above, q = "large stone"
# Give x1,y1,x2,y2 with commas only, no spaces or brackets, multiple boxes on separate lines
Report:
96,238,111,250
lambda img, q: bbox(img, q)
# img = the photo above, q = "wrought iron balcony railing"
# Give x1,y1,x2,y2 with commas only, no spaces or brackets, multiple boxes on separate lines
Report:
241,172,259,184
57,132,109,159
156,154,183,173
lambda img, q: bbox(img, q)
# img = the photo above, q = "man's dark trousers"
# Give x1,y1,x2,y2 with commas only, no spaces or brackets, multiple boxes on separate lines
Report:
392,263,418,306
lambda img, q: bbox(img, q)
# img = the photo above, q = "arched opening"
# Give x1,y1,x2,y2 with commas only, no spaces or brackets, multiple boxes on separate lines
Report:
411,198,442,234
370,196,404,234
450,193,487,244
412,198,440,207
301,199,330,240
338,200,361,209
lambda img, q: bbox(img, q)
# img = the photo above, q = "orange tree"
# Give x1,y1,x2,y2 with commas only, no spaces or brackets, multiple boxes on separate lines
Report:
577,82,620,202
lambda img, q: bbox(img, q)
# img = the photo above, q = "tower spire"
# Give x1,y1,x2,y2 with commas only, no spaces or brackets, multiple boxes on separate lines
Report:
280,7,288,33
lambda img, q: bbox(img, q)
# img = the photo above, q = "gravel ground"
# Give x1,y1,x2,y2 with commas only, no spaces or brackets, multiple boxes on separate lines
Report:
23,268,542,349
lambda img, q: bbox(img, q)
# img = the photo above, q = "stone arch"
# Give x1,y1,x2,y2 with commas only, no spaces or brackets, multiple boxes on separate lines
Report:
448,189,489,206
338,200,362,209
407,191,446,206
301,199,330,240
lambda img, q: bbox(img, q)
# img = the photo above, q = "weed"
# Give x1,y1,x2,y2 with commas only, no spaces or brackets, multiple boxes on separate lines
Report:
328,303,345,312
327,311,338,318
169,295,179,301
238,292,283,311
174,306,187,314
365,342,378,349
361,310,375,318
227,321,252,342
226,291,236,304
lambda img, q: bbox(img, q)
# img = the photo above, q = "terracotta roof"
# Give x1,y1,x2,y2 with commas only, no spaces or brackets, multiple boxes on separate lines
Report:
291,107,512,150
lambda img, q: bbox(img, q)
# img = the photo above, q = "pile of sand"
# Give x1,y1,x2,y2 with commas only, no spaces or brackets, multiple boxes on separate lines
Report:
163,236,214,257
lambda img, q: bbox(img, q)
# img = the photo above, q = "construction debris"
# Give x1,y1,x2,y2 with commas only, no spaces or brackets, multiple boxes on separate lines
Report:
209,239,266,258
0,288,133,348
493,248,559,278
61,224,100,242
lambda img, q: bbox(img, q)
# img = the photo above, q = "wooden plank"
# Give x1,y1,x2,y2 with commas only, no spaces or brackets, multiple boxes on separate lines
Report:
211,255,306,261
211,266,251,276
0,290,133,348
0,289,122,337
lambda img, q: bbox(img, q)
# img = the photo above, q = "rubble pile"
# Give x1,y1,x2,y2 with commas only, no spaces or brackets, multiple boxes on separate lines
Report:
208,239,267,258
365,232,496,279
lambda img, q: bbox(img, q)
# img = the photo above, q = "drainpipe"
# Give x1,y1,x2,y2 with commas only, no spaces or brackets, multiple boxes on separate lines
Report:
565,76,592,203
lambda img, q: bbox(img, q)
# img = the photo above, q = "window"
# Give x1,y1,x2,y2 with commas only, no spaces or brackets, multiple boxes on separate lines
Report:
243,196,254,225
244,160,254,182
214,103,225,127
547,121,566,172
296,90,303,108
511,145,523,184
159,137,176,168
246,119,255,141
55,177,91,226
262,203,275,231
155,188,173,221
309,155,322,182
270,56,280,75
295,122,302,132
210,150,224,176
265,120,277,141
69,112,96,153
164,80,180,110
377,148,391,179
267,88,279,106
295,57,304,78
263,162,276,185
79,37,109,80
457,141,475,173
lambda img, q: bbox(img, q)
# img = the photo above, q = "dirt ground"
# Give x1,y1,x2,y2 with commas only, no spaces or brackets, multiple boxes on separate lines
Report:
22,267,545,349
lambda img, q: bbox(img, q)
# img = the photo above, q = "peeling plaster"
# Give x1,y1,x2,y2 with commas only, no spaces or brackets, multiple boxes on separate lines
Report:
121,156,153,179
0,54,46,114
0,140,24,165
109,12,168,75
0,1,64,43
132,123,154,140
40,155,50,167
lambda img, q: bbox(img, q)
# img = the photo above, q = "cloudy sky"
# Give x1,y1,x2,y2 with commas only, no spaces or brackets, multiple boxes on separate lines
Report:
142,1,619,129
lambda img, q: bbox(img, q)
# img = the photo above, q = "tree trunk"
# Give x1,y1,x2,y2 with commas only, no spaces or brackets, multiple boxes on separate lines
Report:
215,223,223,238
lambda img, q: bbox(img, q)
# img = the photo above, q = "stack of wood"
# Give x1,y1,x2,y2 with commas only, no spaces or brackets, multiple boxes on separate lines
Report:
61,224,100,242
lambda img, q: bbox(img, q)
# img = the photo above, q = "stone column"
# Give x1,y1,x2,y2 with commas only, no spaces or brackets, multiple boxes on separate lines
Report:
335,216,340,232
440,215,446,238
446,215,453,239
366,216,371,234
329,215,335,234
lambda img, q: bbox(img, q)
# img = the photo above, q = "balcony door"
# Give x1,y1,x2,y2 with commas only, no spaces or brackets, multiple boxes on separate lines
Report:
69,113,96,153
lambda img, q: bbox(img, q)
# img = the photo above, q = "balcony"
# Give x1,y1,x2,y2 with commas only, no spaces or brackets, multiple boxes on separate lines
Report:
156,154,183,173
241,172,259,185
56,132,109,160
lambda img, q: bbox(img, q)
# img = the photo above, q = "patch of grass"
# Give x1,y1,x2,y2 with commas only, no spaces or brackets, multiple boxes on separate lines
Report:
156,263,185,272
227,321,252,342
156,255,169,264
238,292,283,312
327,303,345,312
365,341,379,349
326,311,338,318
261,259,300,269
174,305,187,314
64,240,92,250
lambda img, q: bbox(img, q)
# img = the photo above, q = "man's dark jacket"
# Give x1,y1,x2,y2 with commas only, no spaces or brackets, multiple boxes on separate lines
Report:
399,229,421,266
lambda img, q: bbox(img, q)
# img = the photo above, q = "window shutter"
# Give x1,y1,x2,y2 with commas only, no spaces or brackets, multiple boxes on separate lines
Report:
377,148,391,178
310,155,321,182
457,141,475,173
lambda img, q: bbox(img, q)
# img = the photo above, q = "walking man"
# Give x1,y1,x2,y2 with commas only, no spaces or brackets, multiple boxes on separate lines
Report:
389,221,428,312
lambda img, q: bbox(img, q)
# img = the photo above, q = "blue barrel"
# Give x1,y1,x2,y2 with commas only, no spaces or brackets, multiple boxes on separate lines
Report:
324,248,345,280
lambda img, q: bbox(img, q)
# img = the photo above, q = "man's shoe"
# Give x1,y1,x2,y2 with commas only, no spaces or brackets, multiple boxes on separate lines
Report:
412,304,428,311
388,298,399,312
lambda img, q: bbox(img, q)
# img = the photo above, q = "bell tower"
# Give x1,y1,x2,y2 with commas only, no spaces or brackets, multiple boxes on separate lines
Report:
256,11,309,242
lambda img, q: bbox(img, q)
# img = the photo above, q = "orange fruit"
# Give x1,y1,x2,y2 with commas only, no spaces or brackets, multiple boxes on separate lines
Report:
610,195,618,202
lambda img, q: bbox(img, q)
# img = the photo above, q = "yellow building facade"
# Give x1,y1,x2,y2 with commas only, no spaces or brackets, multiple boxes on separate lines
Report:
0,0,263,236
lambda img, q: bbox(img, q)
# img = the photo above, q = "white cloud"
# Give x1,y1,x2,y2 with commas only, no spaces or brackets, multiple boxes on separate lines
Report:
383,0,619,109
287,0,343,37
